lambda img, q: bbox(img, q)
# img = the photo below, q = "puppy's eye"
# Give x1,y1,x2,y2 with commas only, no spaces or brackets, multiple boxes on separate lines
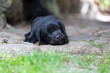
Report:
57,27,60,30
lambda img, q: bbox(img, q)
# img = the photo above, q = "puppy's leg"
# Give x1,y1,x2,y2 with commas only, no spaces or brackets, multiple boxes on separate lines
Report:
24,32,30,42
35,32,41,45
25,31,37,44
35,29,41,45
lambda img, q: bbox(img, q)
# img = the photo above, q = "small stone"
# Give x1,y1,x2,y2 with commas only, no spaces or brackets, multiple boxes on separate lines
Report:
93,33,101,37
0,32,22,44
2,39,8,43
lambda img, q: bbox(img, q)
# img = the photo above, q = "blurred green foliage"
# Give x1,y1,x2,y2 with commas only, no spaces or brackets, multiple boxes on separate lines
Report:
41,0,59,15
41,0,54,4
100,0,110,7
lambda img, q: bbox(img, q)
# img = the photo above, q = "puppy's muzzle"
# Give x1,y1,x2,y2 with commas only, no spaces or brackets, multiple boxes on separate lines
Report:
55,35,64,44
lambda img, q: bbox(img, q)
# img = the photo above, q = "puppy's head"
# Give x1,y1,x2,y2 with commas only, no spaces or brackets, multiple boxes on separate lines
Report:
50,29,66,45
41,22,68,45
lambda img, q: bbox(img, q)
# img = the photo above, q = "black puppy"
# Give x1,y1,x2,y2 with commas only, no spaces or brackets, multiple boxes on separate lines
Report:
24,15,69,45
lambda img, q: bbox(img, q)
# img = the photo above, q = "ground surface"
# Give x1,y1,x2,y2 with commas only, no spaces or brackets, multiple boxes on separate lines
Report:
1,14,110,56
0,14,110,73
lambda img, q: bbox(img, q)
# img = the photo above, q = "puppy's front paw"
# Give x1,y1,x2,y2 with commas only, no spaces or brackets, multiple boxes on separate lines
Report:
24,37,36,44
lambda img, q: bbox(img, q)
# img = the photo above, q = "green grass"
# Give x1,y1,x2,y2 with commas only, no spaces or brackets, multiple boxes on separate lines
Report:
73,55,110,73
0,49,110,73
0,50,70,73
87,40,105,48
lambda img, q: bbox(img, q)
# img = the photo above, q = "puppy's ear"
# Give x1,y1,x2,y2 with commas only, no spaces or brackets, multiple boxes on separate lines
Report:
57,19,67,35
57,19,69,41
35,28,41,45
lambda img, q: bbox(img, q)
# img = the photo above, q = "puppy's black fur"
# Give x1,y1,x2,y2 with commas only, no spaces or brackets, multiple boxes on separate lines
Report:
24,15,69,45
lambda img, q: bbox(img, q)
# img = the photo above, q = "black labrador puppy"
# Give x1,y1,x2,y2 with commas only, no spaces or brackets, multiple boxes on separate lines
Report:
24,15,69,45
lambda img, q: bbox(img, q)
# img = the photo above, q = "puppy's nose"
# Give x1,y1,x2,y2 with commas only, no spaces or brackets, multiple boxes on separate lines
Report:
56,35,61,40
